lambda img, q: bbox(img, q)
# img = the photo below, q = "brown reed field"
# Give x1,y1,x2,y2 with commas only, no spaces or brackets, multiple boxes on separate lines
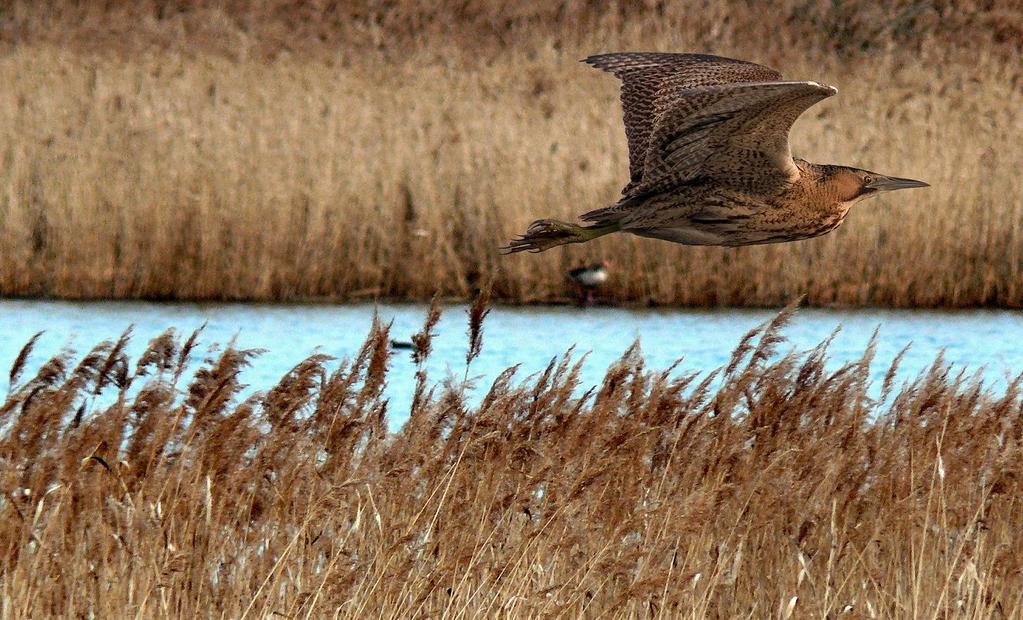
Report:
1,299,1023,617
0,1,1021,306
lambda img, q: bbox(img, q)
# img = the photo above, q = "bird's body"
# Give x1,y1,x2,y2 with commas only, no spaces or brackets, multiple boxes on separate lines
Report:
504,53,927,254
568,262,609,288
593,160,857,246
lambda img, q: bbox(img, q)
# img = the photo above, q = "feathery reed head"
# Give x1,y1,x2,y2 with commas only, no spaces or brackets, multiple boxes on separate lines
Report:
0,308,1021,615
466,285,491,366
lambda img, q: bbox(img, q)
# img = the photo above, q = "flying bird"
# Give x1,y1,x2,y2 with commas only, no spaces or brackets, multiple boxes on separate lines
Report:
503,52,927,254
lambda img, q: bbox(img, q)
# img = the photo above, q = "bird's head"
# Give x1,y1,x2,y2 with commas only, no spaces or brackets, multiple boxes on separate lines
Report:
830,166,929,204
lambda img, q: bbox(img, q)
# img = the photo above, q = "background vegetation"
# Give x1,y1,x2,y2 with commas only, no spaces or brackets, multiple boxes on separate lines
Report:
0,1,1021,305
3,302,1023,617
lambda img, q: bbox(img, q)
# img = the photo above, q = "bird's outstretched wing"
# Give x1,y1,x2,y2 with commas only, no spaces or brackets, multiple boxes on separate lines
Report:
635,81,836,195
584,52,783,192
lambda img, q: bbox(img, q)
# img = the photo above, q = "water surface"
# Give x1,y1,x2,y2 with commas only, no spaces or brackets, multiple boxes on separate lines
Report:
1,300,1019,429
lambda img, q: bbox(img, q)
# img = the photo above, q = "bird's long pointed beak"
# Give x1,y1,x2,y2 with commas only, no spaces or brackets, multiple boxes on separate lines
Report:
866,175,930,191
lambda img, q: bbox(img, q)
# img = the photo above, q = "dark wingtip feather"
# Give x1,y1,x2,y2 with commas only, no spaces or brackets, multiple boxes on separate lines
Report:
581,53,611,67
581,51,782,80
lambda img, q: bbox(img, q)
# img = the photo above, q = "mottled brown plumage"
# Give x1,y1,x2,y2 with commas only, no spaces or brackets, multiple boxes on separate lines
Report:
504,52,927,254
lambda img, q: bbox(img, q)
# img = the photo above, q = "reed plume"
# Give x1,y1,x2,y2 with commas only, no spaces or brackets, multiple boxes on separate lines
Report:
0,307,1020,616
466,285,491,367
0,2,1019,307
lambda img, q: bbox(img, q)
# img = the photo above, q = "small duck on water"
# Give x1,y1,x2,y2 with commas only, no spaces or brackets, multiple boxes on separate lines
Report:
567,260,610,305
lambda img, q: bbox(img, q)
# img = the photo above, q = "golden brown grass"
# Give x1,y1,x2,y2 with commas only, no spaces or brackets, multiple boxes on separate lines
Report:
0,2,1022,306
2,302,1023,617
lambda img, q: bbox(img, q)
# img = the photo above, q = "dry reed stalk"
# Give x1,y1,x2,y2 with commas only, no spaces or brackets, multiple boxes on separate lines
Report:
6,331,42,389
466,286,491,367
2,5,1023,608
7,307,1018,616
0,4,1019,307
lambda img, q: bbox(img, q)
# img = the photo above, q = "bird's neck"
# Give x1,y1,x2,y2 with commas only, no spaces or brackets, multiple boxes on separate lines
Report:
790,161,856,213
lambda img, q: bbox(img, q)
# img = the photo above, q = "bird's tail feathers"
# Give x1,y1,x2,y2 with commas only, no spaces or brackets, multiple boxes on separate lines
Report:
502,219,619,254
580,194,642,228
579,206,620,227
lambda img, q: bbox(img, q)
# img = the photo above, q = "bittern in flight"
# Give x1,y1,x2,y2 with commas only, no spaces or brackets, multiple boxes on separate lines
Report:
503,53,927,254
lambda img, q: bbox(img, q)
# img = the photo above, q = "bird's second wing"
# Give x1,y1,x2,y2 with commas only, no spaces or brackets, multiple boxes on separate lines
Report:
584,53,783,191
634,81,836,195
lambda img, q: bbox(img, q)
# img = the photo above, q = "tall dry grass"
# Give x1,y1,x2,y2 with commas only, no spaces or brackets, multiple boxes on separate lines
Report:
2,303,1023,617
0,2,1022,305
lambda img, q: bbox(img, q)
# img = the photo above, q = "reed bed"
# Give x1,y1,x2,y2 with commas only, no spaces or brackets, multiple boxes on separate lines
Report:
0,2,1022,306
2,300,1023,617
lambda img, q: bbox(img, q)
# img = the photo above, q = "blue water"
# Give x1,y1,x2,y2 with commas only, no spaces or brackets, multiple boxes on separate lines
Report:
1,299,1020,429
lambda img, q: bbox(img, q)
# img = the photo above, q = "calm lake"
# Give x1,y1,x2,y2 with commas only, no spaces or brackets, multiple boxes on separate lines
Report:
1,299,1020,429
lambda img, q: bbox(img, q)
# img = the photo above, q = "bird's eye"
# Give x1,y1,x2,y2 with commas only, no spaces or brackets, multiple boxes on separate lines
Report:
862,176,873,185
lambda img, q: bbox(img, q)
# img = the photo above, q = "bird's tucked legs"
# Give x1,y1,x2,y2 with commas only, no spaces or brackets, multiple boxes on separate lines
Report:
502,220,618,254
